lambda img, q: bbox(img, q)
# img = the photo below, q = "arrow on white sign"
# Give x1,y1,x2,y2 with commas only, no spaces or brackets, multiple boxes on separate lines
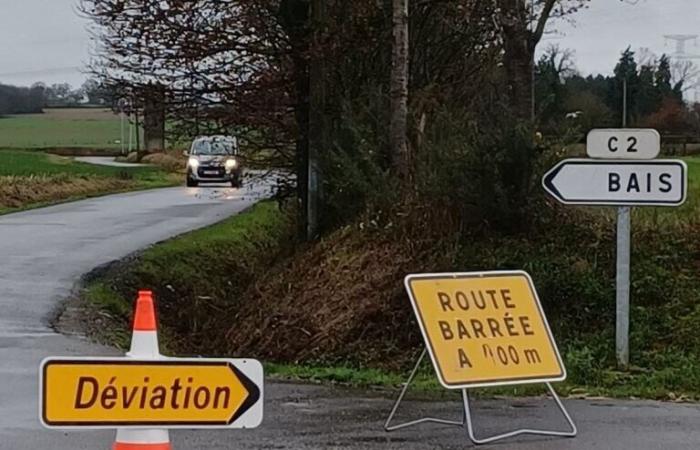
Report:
543,159,687,206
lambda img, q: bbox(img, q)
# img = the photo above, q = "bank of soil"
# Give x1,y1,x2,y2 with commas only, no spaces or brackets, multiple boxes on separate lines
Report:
58,197,700,399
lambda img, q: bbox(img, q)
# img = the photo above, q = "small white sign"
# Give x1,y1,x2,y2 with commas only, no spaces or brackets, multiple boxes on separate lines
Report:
543,159,687,207
587,129,661,160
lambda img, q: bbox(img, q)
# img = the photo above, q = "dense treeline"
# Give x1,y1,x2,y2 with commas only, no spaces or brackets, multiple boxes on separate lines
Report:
0,84,45,115
536,46,700,135
0,80,115,115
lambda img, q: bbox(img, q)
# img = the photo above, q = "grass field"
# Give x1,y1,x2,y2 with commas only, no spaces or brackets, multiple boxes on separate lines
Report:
0,150,155,177
0,108,134,149
0,107,173,212
0,150,178,213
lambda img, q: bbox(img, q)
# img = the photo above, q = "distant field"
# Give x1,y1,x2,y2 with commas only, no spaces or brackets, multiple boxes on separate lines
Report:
0,150,156,178
0,150,178,214
0,108,137,150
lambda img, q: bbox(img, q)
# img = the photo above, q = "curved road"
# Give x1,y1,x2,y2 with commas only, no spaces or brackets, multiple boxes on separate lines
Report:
0,182,272,448
1,184,700,449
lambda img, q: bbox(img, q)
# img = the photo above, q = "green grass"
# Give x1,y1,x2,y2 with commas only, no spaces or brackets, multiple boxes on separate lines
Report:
631,156,700,226
265,354,700,401
0,150,154,177
80,201,295,354
0,108,128,149
0,150,178,214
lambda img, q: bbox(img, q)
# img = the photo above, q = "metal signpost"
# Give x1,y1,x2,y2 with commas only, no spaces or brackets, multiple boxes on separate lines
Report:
617,84,632,369
385,271,576,445
543,129,688,370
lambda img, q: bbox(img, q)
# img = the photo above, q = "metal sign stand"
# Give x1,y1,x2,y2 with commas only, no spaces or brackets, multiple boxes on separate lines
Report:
384,349,577,445
616,81,631,370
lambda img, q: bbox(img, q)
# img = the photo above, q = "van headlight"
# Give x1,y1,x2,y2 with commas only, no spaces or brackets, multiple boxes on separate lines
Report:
188,158,199,169
225,159,238,170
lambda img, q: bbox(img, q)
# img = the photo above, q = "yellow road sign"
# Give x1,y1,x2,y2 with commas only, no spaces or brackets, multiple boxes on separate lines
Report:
40,358,263,429
405,271,565,389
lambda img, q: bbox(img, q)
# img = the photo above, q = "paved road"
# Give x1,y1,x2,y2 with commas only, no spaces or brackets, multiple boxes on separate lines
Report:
1,183,699,449
0,182,271,449
74,156,151,167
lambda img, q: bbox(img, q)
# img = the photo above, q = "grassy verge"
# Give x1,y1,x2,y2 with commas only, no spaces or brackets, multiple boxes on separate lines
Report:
70,157,700,401
76,200,295,351
0,150,179,213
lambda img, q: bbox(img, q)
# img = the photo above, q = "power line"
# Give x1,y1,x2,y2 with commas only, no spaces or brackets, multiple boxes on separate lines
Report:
0,66,83,77
663,35,700,103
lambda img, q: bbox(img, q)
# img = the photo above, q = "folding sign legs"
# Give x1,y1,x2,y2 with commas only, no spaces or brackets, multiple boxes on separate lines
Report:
384,349,464,431
462,383,577,445
385,349,578,445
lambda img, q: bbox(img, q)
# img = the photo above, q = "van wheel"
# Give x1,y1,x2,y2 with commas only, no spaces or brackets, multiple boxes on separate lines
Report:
187,177,198,187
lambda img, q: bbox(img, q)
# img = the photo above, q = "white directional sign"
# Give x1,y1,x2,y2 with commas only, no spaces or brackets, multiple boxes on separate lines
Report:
543,159,687,206
587,129,660,160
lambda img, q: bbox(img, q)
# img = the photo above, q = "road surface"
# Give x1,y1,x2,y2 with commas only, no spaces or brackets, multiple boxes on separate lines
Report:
74,156,151,167
1,183,699,449
0,182,270,449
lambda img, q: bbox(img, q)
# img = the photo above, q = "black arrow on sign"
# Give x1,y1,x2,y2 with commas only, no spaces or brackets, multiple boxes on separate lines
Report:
227,363,261,425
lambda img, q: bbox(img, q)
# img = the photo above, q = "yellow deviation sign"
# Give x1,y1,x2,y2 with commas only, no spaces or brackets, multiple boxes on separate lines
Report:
405,271,565,389
40,358,263,429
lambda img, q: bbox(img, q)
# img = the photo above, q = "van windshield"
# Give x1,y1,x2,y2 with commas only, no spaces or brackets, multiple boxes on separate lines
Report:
191,140,234,156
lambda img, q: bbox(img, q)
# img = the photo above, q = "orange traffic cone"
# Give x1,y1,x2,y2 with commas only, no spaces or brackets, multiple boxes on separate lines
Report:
113,290,171,450
127,290,161,359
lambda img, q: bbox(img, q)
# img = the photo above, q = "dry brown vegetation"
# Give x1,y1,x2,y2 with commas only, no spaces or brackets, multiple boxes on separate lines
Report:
225,204,461,369
41,108,119,121
0,175,134,210
0,174,136,210
141,152,186,173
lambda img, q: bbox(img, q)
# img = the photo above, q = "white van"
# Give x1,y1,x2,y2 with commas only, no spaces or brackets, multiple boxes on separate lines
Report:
185,136,243,188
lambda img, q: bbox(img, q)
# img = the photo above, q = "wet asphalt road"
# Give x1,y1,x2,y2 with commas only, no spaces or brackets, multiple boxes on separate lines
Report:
74,156,151,167
1,183,699,449
0,182,270,449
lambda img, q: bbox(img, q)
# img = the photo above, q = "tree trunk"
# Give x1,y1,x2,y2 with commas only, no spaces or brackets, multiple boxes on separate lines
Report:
502,23,534,121
390,0,409,180
499,0,557,121
279,0,315,240
293,53,310,240
307,0,326,240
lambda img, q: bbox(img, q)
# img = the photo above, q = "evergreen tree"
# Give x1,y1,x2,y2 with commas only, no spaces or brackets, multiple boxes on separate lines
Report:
656,54,684,103
610,47,639,125
656,54,673,95
637,64,659,117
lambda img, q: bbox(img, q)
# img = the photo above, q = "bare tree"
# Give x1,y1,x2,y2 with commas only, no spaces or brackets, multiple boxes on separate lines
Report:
672,59,700,94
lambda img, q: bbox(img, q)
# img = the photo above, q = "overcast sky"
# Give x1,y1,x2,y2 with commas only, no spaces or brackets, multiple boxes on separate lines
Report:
0,0,698,88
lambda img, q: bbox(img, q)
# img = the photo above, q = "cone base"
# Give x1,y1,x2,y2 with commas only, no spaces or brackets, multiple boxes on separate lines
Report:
113,443,171,450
